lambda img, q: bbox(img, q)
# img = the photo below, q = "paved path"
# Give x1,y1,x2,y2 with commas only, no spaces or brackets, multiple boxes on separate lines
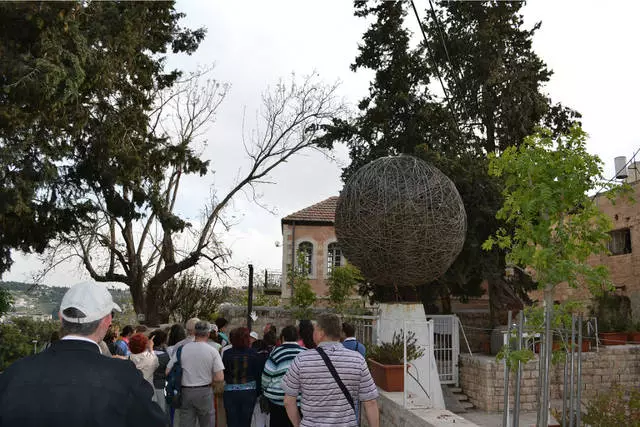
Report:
462,411,560,426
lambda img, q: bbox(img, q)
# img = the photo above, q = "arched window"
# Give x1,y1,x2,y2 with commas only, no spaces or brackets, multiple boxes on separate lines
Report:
297,241,313,275
327,242,342,275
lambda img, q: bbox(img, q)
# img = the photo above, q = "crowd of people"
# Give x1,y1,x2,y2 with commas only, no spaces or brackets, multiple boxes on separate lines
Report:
0,281,379,427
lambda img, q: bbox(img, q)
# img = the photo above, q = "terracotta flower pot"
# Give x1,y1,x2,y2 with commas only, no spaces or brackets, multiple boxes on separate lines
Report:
599,332,628,346
534,341,562,353
368,358,404,392
627,332,640,344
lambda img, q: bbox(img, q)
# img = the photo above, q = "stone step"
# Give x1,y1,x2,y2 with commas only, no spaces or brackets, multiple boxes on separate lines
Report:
460,401,475,410
455,394,469,402
449,387,463,394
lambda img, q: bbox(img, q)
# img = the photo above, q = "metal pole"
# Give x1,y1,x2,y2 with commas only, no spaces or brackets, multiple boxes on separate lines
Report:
569,314,576,427
503,311,512,427
513,311,524,427
247,264,254,331
403,320,407,408
264,269,268,290
576,315,583,427
562,352,568,427
540,287,554,427
536,323,544,427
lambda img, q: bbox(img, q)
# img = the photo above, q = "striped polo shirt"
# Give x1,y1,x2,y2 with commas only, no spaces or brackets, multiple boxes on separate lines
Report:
262,342,306,405
281,341,378,427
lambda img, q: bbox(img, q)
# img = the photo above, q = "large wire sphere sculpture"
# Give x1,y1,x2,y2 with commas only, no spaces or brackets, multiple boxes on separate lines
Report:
335,155,467,287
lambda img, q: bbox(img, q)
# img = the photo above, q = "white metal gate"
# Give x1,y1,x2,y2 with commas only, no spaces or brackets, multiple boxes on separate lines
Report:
426,315,460,386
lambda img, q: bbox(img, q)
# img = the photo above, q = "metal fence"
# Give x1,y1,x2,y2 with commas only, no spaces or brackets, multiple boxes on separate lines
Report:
426,314,460,386
341,313,379,347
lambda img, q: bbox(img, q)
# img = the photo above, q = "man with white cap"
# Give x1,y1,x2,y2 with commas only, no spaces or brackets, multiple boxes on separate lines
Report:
0,281,166,427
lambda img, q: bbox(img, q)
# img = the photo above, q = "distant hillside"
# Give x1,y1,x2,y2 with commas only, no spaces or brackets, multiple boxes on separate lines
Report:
0,281,132,316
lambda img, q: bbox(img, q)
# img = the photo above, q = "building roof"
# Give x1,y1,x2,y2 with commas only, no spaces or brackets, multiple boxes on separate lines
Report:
281,196,338,225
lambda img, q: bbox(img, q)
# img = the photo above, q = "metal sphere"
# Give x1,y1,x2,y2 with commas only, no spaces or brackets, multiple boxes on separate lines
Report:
335,155,466,287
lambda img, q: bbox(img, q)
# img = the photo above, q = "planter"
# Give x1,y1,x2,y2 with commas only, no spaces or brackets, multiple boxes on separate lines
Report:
599,332,628,346
368,358,404,392
628,332,640,344
534,341,562,353
581,340,592,352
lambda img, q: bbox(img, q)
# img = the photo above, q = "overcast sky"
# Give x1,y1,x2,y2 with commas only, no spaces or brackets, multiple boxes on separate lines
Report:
5,0,640,287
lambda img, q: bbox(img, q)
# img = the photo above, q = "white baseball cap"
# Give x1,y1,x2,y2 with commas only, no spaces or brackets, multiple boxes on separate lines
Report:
60,282,121,324
250,331,259,340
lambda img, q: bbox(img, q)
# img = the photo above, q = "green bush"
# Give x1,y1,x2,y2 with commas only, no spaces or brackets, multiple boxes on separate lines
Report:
368,330,425,365
583,384,640,426
0,318,59,371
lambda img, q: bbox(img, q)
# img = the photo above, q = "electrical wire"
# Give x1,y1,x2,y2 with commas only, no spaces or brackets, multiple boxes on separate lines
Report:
425,0,475,126
591,145,640,200
409,0,462,137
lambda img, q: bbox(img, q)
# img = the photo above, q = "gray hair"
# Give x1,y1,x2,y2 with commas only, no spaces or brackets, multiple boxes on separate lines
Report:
60,307,103,337
194,321,211,337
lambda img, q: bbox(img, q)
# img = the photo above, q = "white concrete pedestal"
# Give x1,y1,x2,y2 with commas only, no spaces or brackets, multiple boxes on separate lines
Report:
377,303,445,409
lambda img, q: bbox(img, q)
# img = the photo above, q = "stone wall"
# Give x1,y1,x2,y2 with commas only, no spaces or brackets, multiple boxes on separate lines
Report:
460,345,640,412
218,305,331,333
361,391,477,427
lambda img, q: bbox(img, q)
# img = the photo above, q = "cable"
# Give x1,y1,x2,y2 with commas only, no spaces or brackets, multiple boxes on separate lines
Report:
409,0,462,137
407,364,431,399
425,0,475,126
591,145,640,200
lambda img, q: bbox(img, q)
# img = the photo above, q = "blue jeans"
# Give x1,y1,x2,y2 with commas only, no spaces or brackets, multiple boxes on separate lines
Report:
223,390,257,427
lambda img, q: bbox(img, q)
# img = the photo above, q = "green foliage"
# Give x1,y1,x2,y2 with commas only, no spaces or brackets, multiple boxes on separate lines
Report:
288,252,317,319
484,126,630,293
0,318,59,371
0,1,204,274
156,272,226,323
496,345,535,372
0,287,13,316
583,384,640,426
327,264,364,311
590,292,633,332
318,0,578,307
368,330,425,365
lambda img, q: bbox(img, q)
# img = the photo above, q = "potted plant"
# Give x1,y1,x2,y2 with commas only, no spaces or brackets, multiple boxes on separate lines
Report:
367,330,425,392
628,322,640,345
591,293,631,346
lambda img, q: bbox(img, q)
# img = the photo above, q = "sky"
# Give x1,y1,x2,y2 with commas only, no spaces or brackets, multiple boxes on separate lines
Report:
5,0,640,288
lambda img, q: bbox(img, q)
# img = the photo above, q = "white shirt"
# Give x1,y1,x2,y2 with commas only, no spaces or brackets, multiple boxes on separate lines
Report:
61,335,102,353
167,341,224,387
129,351,159,386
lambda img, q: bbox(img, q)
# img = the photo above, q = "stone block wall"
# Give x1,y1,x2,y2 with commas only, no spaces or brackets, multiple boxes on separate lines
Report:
460,345,640,412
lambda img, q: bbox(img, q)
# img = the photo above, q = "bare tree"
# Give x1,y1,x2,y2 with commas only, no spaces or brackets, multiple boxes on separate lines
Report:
43,71,344,324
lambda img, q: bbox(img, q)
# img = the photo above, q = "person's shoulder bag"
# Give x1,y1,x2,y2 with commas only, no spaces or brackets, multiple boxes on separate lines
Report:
316,347,356,413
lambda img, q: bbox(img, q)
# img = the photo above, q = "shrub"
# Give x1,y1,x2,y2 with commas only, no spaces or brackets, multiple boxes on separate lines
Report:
583,384,640,426
368,330,425,365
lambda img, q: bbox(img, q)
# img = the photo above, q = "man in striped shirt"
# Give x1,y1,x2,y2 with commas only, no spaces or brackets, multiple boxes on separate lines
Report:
282,314,379,427
262,325,305,427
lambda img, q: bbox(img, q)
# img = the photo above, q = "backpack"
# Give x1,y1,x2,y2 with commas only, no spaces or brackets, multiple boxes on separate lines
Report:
165,346,184,408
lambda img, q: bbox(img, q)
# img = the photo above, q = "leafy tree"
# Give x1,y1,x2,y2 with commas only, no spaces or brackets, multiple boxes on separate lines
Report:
288,252,317,319
0,288,12,316
0,318,59,370
483,125,629,423
319,0,577,313
0,1,204,275
327,264,364,311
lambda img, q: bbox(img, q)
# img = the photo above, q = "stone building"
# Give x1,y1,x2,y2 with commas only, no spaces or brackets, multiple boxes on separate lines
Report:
531,179,640,321
280,196,342,299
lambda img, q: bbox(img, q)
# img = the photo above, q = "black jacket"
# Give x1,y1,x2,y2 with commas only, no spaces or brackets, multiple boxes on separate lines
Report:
0,339,165,427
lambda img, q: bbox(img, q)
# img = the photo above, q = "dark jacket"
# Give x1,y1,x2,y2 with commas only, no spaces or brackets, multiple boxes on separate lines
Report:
152,348,170,389
0,339,165,427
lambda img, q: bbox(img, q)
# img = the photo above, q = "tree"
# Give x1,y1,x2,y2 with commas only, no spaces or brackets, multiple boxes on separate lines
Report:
155,272,225,323
0,288,12,317
319,0,578,312
288,251,317,319
0,2,204,275
327,264,364,311
43,72,342,325
482,125,629,423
